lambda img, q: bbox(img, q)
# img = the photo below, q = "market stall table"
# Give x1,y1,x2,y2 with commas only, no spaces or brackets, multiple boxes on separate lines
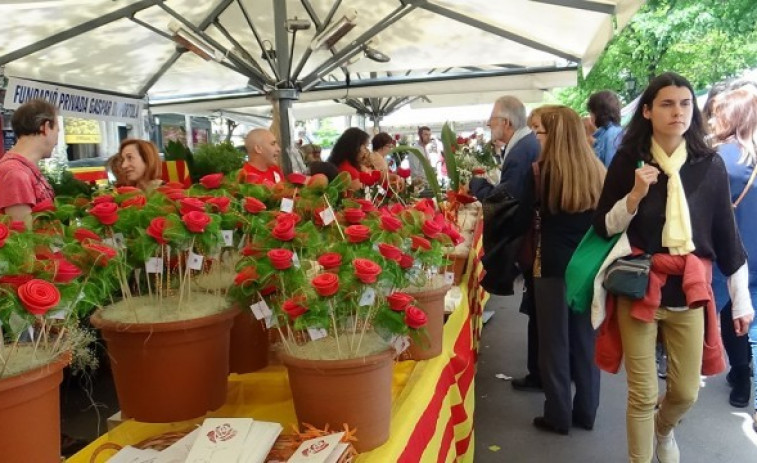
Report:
69,223,488,463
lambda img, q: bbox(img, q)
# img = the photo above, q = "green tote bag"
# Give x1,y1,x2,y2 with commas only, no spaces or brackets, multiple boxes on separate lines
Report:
565,226,621,314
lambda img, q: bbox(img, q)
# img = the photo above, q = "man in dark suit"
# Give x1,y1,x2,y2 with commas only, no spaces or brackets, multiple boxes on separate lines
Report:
470,96,542,392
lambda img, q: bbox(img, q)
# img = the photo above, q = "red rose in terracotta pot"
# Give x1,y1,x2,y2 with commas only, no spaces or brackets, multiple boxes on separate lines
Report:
411,235,431,251
146,217,168,244
89,202,119,226
234,266,258,286
399,254,414,269
83,243,118,265
311,273,339,297
404,305,427,329
379,215,402,232
244,197,267,214
421,219,443,239
182,211,211,233
206,196,231,213
200,173,224,189
272,220,296,241
282,295,308,319
268,248,294,270
345,225,370,243
387,292,414,311
353,258,382,284
180,198,206,215
378,243,402,262
17,279,61,316
51,259,82,283
354,199,377,212
317,252,342,270
73,228,102,243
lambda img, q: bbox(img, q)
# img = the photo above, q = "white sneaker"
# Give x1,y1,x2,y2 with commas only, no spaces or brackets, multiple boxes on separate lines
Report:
655,429,680,463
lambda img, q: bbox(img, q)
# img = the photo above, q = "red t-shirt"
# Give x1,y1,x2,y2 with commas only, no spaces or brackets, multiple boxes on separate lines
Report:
241,163,283,185
0,153,55,212
337,161,360,181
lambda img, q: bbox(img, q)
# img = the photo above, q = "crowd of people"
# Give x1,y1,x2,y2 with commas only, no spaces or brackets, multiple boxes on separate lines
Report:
1,70,756,463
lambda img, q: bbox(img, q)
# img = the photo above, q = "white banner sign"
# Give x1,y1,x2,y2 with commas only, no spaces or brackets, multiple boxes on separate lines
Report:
3,77,144,123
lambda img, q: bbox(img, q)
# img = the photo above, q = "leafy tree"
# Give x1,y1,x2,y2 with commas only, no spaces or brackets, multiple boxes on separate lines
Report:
556,0,757,113
312,118,341,148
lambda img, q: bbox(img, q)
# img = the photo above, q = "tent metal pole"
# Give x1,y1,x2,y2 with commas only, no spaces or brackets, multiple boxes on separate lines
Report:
273,0,298,175
237,0,280,81
212,20,270,78
531,0,615,14
0,0,163,66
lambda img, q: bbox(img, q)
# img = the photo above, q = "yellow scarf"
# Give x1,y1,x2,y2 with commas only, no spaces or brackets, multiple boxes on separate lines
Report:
650,138,695,255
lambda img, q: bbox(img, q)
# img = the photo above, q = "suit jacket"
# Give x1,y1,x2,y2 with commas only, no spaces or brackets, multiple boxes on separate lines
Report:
470,132,541,201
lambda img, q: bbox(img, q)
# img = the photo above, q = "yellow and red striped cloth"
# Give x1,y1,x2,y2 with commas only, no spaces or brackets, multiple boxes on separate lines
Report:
161,160,192,188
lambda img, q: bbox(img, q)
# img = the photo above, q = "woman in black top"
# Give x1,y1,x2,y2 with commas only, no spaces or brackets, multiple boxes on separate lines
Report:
524,106,606,435
593,72,754,462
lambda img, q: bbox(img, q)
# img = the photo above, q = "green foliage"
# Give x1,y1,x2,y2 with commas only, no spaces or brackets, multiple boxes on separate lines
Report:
440,123,460,191
311,119,341,148
190,142,246,182
388,146,442,204
555,0,757,113
44,169,95,198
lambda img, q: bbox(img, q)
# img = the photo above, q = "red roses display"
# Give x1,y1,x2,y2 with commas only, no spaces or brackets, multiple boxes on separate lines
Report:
378,243,402,262
200,173,224,189
317,253,342,270
282,295,308,319
182,211,212,233
387,292,414,311
411,235,432,251
343,208,366,224
146,217,168,244
311,273,339,297
234,266,258,286
179,198,206,215
421,219,443,239
404,305,427,329
345,225,370,243
83,243,118,265
206,196,231,213
353,258,382,284
0,223,9,247
272,219,296,241
268,249,294,270
379,215,402,232
243,197,267,214
17,279,61,316
89,202,119,225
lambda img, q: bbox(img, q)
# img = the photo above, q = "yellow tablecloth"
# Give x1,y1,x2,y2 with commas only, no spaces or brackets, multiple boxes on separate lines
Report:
69,225,487,463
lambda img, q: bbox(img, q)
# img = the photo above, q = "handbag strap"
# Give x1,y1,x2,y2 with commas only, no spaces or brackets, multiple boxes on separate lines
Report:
733,164,757,208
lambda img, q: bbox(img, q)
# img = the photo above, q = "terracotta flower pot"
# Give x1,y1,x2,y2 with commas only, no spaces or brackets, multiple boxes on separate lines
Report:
405,283,451,360
91,307,238,423
280,349,394,453
445,253,468,285
0,352,70,463
229,308,269,374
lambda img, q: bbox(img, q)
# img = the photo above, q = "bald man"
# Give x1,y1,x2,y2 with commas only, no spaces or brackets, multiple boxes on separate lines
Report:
241,128,283,184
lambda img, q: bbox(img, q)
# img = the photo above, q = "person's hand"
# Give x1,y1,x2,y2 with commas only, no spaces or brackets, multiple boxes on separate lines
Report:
733,313,754,336
626,164,660,213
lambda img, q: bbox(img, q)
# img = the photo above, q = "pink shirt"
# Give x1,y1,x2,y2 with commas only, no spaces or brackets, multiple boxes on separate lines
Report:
0,153,55,212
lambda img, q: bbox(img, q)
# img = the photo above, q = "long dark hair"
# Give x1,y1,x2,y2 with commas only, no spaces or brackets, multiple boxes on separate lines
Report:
617,72,714,163
327,127,369,168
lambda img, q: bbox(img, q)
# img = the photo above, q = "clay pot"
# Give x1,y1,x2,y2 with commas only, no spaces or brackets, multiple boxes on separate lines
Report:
0,352,70,463
91,307,238,423
280,349,394,453
405,283,451,360
445,253,468,285
229,309,269,374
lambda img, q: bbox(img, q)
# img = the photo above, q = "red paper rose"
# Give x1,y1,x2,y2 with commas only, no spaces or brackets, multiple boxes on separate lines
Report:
387,292,414,311
0,274,34,288
311,273,339,297
422,219,443,239
32,198,55,213
317,253,342,270
404,305,427,329
89,202,119,225
345,225,370,243
0,223,9,247
354,199,377,212
180,198,206,215
276,212,301,225
146,217,168,244
272,220,296,241
287,172,307,185
84,243,117,265
116,186,140,195
200,173,224,189
240,243,263,257
260,285,277,296
92,194,115,205
397,167,411,179
399,254,414,269
411,235,432,251
353,258,382,284
206,196,231,213
243,197,267,214
379,215,402,232
52,259,82,283
282,295,308,319
121,194,146,209
17,279,61,316
359,170,377,187
234,266,258,286
268,248,294,270
343,208,365,224
182,211,212,233
9,221,25,232
378,243,402,262
166,189,186,201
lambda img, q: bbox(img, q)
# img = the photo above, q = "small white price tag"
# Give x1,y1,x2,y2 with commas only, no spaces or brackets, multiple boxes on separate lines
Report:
258,299,273,318
187,252,204,271
145,257,164,274
377,186,387,195
51,245,61,254
319,207,335,225
307,327,328,341
444,272,455,286
280,197,294,213
221,230,234,247
250,302,266,320
102,238,116,248
359,287,376,307
265,314,278,329
49,309,68,320
292,252,301,269
390,335,411,355
113,233,125,249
